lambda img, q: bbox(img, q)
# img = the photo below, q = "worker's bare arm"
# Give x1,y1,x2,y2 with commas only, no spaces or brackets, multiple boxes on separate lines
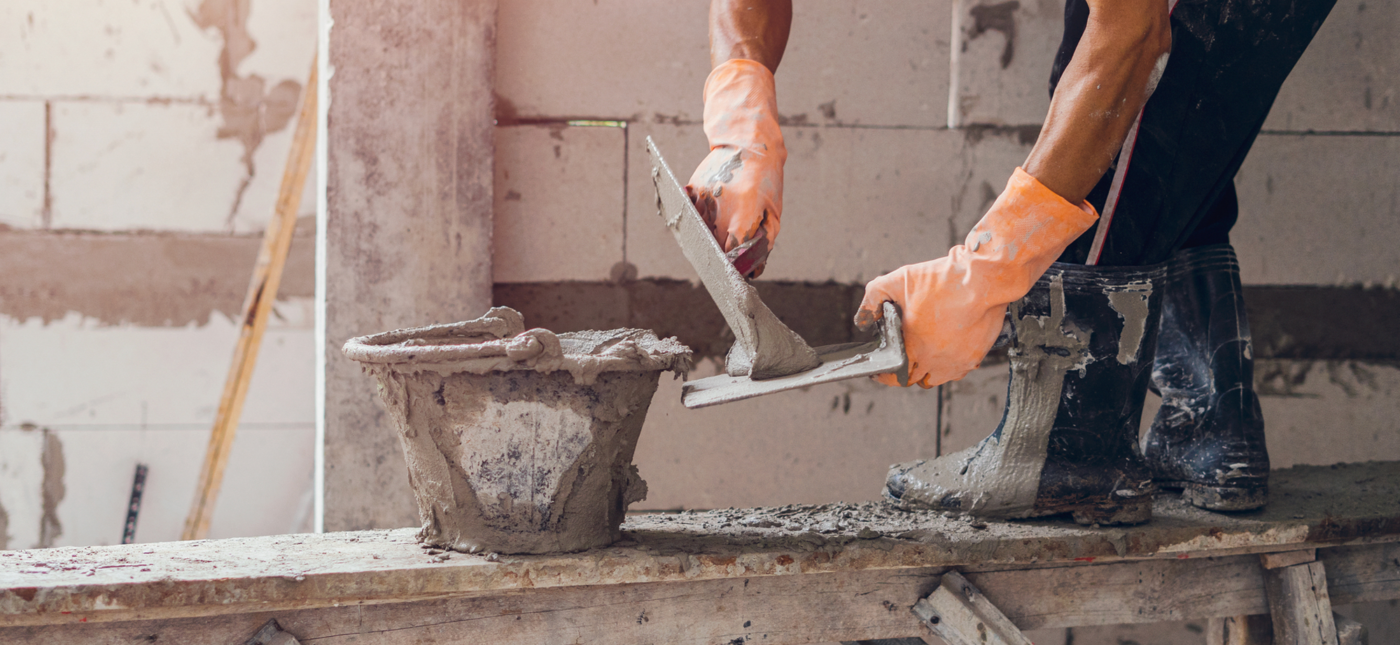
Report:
710,0,793,72
1023,0,1171,204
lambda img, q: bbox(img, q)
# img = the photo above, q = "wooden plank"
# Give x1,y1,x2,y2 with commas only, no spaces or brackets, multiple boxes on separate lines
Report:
0,571,945,645
2,534,1397,631
912,571,1032,645
1321,542,1400,604
1202,610,1360,645
7,542,1400,645
7,463,1400,627
1265,561,1339,645
1263,550,1317,570
182,57,319,541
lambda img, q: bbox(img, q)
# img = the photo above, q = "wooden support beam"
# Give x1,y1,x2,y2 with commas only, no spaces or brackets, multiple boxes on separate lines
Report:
1264,560,1339,645
912,571,1032,645
182,58,319,541
3,540,1399,644
1262,550,1317,570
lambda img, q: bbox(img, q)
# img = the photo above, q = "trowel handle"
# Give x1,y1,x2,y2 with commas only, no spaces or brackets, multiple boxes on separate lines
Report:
877,301,911,387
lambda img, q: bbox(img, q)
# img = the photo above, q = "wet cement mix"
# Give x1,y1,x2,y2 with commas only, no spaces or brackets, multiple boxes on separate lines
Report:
344,307,693,555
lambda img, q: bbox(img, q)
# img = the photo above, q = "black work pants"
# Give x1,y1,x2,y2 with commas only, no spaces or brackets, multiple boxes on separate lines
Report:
1048,0,1337,266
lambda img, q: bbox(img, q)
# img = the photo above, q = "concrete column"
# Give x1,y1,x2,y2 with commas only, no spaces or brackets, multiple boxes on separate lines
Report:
321,0,496,531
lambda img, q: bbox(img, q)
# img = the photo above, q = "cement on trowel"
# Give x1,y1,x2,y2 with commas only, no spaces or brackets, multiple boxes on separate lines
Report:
647,138,820,379
344,307,692,554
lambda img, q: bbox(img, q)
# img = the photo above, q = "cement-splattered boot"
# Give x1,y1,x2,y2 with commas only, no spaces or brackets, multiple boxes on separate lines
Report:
885,262,1166,525
1142,244,1269,511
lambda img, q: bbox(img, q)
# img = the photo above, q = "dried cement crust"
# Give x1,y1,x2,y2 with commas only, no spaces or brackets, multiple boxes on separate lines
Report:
344,307,692,554
344,306,693,385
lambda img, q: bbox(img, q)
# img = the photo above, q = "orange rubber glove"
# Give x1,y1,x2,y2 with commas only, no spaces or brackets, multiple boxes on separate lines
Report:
685,59,787,278
856,168,1099,388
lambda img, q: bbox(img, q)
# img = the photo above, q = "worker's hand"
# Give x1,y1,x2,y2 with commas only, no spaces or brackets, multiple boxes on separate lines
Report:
686,59,787,278
856,168,1100,388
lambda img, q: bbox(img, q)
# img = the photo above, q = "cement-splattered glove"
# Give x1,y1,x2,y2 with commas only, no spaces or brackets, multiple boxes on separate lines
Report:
856,168,1100,388
685,59,786,279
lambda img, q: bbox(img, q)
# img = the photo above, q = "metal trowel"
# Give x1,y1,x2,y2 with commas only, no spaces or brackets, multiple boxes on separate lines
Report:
647,138,909,409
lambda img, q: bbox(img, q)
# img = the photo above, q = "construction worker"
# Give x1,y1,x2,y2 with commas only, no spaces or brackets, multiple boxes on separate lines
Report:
686,0,1335,524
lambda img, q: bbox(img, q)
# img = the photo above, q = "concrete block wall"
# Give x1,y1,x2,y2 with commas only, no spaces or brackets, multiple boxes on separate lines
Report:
0,0,318,547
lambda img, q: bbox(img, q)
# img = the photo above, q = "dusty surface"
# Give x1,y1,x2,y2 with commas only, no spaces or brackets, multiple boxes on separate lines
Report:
1,462,1397,627
345,307,691,555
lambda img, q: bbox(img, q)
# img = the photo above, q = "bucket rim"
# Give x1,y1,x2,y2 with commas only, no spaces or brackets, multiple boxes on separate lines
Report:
341,307,693,376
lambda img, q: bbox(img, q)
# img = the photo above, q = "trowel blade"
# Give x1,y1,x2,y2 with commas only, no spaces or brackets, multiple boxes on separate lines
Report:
681,302,908,408
647,137,820,380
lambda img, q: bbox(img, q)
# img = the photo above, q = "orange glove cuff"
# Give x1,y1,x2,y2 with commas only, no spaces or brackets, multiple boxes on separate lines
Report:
688,59,788,277
701,59,785,162
859,168,1098,388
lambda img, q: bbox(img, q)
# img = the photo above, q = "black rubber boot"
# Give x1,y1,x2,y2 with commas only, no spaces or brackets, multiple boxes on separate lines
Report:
885,262,1166,525
1142,244,1269,511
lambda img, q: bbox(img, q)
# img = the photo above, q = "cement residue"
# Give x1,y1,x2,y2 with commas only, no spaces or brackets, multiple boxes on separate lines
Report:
1107,281,1153,365
345,307,691,555
189,0,303,226
344,307,693,385
39,429,64,548
892,276,1088,517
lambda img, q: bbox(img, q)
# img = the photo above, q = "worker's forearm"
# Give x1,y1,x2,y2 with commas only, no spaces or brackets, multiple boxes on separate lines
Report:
1023,2,1171,204
710,0,793,73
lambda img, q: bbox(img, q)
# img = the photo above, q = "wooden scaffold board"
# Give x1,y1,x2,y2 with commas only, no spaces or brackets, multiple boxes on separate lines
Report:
2,462,1399,644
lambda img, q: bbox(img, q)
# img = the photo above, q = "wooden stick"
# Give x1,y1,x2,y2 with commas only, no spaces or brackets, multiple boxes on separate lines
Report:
182,57,318,541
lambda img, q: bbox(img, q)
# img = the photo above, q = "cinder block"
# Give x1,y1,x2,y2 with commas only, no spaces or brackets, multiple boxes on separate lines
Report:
1233,133,1400,286
493,124,626,283
766,125,963,283
496,0,709,122
0,299,315,428
624,122,711,281
497,0,949,127
953,0,1060,126
629,123,1034,283
633,359,940,509
229,120,320,232
1265,0,1400,132
46,424,313,546
942,361,1010,455
49,102,249,232
237,0,319,89
0,0,223,99
0,100,46,229
776,0,951,128
949,126,1039,238
1256,359,1400,468
0,429,46,549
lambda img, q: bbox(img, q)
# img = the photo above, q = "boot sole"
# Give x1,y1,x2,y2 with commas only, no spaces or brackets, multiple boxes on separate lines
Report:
1161,480,1268,512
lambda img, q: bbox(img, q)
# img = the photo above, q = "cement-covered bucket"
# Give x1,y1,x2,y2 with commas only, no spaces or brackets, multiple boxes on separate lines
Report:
343,307,692,554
